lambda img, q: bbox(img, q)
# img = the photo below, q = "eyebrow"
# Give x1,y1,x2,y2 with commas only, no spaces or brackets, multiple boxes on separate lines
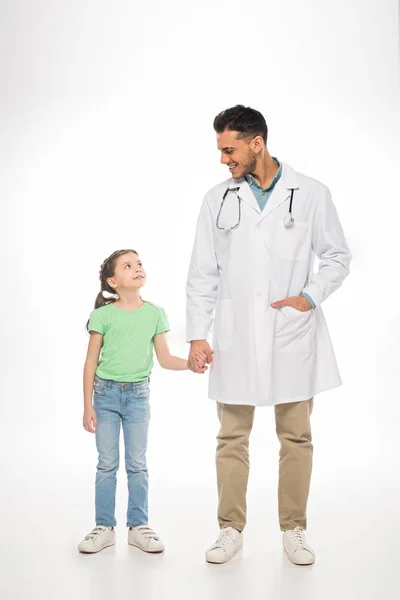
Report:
121,260,141,266
219,146,235,151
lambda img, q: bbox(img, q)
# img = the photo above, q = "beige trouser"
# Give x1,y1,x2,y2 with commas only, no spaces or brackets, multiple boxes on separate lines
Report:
216,399,313,532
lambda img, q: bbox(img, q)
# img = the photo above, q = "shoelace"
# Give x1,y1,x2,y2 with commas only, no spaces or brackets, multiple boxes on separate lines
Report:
287,527,307,551
215,529,235,549
84,526,108,540
136,526,159,540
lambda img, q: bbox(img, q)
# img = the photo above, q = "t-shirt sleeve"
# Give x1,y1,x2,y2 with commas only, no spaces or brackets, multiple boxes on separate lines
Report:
155,307,170,335
88,309,105,334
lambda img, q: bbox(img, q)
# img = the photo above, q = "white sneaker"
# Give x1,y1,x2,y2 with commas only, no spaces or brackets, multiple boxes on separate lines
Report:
205,527,243,564
78,526,115,554
282,527,315,565
128,525,165,553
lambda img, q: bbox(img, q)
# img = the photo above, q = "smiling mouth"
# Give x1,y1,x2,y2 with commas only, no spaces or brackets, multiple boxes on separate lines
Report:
134,275,144,280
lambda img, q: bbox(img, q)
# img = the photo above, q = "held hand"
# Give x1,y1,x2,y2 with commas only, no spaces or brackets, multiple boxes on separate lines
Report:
188,340,214,374
83,407,97,433
195,350,208,363
195,350,209,373
271,295,313,312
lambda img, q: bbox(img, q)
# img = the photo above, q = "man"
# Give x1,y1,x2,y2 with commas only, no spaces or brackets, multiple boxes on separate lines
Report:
186,105,351,565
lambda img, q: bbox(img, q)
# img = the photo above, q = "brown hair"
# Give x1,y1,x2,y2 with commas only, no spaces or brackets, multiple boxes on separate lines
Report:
86,249,139,331
213,104,268,144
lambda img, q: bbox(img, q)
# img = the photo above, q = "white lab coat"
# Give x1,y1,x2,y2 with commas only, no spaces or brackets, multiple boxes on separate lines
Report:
186,162,351,407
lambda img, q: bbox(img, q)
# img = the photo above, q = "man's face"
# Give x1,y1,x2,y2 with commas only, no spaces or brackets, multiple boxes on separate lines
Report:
217,129,258,179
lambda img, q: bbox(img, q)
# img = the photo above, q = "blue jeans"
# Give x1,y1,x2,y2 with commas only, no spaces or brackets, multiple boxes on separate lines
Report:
93,375,150,528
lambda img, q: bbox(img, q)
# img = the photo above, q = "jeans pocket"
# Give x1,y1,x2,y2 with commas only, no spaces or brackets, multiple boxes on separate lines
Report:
93,376,108,396
133,380,150,400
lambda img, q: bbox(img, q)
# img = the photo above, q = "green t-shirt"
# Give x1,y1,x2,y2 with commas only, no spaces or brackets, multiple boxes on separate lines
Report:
88,301,170,382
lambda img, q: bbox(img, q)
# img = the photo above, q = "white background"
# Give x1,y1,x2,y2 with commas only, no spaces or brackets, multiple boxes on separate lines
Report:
1,1,399,598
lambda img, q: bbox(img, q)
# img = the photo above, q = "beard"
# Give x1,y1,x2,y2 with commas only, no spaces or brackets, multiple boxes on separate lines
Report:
241,150,257,175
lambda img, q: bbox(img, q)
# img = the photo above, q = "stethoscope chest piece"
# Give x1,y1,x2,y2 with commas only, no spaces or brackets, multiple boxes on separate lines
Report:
283,188,296,228
284,212,295,229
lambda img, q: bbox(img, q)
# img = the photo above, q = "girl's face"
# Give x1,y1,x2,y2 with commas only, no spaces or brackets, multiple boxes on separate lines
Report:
107,252,146,292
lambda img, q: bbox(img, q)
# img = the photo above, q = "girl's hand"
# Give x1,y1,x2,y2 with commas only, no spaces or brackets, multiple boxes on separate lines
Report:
195,350,209,373
83,407,97,433
196,350,208,363
189,341,214,374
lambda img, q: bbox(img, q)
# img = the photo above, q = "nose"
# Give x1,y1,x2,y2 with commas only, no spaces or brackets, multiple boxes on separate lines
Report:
220,153,229,165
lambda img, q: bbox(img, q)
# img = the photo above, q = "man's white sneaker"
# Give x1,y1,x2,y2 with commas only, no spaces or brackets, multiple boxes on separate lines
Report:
282,527,315,565
128,525,165,553
205,527,243,564
78,526,115,554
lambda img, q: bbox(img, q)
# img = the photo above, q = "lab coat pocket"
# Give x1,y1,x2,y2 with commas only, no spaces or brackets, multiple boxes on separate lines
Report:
277,220,309,261
213,299,234,352
274,306,316,397
276,306,315,345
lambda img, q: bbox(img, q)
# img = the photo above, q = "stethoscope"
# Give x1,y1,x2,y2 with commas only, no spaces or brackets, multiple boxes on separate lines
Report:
216,187,295,230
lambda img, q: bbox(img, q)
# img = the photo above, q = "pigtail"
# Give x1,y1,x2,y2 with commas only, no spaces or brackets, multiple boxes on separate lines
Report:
85,248,138,333
94,290,118,309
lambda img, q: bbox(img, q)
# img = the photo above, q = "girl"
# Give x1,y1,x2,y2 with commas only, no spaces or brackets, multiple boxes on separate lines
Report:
78,249,206,554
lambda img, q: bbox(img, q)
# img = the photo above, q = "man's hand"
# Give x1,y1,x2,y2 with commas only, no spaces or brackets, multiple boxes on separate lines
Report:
83,407,97,433
271,295,313,312
188,340,214,373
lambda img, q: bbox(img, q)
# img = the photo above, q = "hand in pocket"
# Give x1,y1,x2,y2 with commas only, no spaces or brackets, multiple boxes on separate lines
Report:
271,295,313,312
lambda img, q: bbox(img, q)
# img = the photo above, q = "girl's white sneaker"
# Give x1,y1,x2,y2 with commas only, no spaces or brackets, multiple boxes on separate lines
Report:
78,526,115,553
282,527,315,565
128,525,165,553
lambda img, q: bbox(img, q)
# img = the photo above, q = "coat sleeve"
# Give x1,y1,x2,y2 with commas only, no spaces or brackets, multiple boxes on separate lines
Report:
186,197,220,342
301,186,352,307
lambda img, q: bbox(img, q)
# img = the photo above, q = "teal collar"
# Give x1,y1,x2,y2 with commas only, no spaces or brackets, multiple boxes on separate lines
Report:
245,158,282,192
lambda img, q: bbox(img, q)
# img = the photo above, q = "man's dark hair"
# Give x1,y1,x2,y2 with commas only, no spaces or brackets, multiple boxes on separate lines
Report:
213,105,268,144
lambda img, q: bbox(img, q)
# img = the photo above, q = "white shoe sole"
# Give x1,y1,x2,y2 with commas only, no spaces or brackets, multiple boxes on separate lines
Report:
78,542,115,554
206,543,243,564
283,546,315,565
128,541,165,553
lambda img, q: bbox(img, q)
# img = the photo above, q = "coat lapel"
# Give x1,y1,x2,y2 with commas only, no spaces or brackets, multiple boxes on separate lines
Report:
232,178,261,215
228,163,300,223
256,163,300,225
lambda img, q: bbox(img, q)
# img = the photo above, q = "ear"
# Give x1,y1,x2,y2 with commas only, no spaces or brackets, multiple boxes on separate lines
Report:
107,277,117,291
250,135,264,155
